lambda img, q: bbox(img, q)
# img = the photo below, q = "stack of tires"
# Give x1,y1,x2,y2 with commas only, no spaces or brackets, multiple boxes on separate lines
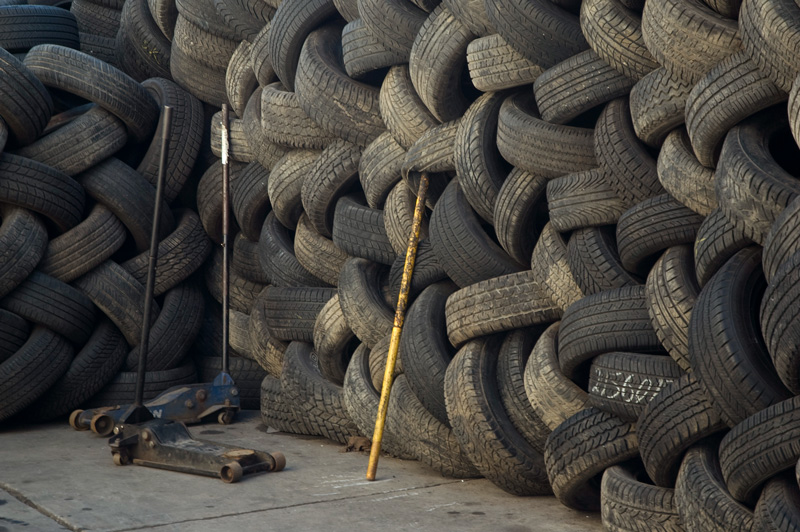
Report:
2,0,800,529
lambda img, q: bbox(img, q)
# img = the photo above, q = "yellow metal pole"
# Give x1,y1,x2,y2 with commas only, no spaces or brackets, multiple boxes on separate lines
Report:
366,173,429,481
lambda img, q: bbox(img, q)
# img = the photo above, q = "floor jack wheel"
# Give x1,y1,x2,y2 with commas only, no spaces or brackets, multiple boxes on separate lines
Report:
220,462,243,483
69,410,87,430
218,410,235,425
91,413,115,437
112,450,130,466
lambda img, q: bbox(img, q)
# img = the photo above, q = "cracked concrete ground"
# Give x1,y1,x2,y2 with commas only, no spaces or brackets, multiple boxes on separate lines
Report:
0,411,603,531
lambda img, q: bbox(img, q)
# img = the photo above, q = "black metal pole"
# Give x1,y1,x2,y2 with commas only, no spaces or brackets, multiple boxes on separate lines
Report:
221,104,231,376
134,105,172,408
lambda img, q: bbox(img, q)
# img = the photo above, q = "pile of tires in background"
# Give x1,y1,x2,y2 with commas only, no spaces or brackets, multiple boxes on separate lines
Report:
2,0,800,529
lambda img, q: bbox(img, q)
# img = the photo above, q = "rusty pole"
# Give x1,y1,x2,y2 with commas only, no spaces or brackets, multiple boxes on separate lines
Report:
366,172,429,481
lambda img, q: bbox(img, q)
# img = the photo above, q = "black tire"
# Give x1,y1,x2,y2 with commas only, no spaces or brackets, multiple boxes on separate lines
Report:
332,196,396,266
148,0,177,40
296,23,385,148
24,44,159,142
443,0,493,36
121,209,212,297
629,67,692,147
397,281,456,426
196,159,244,245
294,213,351,288
232,233,269,285
250,22,275,87
524,322,589,431
686,52,787,169
645,245,699,371
719,395,800,504
497,92,596,178
342,343,414,458
580,0,658,80
637,373,726,487
445,336,551,495
230,162,270,242
213,0,269,41
38,205,126,284
601,464,683,532
546,168,626,232
268,148,321,230
169,36,227,106
358,0,427,56
224,40,257,119
387,375,480,477
466,33,543,92
616,194,704,277
587,351,683,422
544,407,639,511
209,111,254,163
71,0,121,38
0,5,79,52
0,154,84,234
337,258,393,349
430,180,524,288
136,78,204,203
267,0,338,91
0,310,28,364
13,105,126,177
761,249,800,395
24,319,127,420
408,4,475,123
0,327,73,422
401,120,458,208
530,222,585,312
656,127,718,217
493,168,548,265
172,14,237,71
124,282,204,371
263,286,336,343
378,64,438,151
115,0,172,82
0,205,47,300
259,81,336,150
260,374,320,436
249,289,289,378
497,328,552,453
385,238,447,303
454,91,509,225
2,271,96,346
641,0,741,85
689,247,791,428
281,341,360,444
445,269,560,348
740,0,800,93
359,131,405,210
754,472,800,532
313,294,357,386
567,225,639,298
86,362,197,408
595,97,663,209
693,208,753,288
675,442,757,532
533,49,635,126
716,106,800,245
383,180,430,256
73,260,156,348
204,247,267,314
258,212,328,288
0,47,53,146
485,0,587,69
301,139,362,239
78,157,173,252
763,196,800,283
558,285,664,382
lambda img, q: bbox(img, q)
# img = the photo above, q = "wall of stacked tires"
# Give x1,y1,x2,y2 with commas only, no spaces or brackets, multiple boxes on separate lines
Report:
2,0,800,527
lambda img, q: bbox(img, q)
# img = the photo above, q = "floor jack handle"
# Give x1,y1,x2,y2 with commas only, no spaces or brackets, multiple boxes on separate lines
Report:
366,173,429,481
134,105,173,409
220,104,231,376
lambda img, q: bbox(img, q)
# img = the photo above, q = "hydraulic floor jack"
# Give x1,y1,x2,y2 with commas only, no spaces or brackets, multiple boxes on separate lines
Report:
70,105,284,482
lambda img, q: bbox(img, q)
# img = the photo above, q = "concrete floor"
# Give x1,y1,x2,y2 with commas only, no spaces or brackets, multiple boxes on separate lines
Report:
0,411,603,532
